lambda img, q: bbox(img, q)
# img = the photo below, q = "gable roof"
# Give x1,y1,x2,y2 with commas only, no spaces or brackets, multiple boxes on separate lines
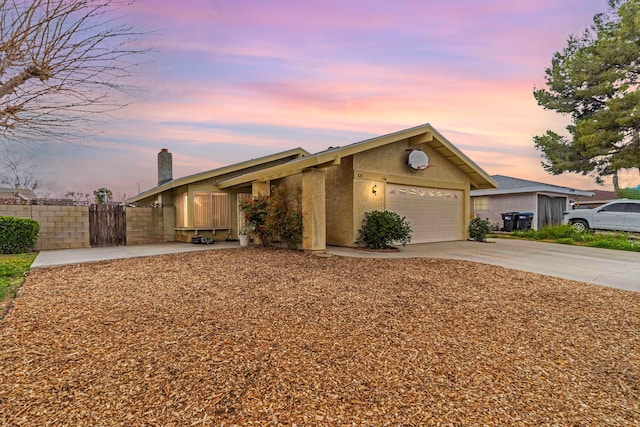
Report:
0,187,37,200
470,175,594,197
218,124,497,190
127,147,309,203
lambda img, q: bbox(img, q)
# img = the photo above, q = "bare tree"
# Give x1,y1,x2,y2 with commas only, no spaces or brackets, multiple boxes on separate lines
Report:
0,0,144,142
0,152,41,191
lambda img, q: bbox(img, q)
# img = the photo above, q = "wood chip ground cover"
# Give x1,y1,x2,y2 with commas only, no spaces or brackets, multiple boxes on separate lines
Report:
0,248,638,426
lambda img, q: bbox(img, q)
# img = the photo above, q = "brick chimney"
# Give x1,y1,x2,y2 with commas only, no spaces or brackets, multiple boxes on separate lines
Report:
158,148,173,186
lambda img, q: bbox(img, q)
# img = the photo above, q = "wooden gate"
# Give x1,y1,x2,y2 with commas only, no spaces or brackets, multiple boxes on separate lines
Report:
89,204,126,247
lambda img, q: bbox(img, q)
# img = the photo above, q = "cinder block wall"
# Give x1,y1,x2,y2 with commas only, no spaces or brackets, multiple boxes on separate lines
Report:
1,205,172,250
126,207,166,245
0,205,90,250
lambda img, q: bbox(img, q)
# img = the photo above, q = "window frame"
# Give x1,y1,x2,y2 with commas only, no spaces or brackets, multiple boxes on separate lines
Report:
192,191,230,229
473,196,490,211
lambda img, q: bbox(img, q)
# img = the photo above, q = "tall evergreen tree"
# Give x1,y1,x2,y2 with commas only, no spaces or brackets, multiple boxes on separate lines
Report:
533,0,640,195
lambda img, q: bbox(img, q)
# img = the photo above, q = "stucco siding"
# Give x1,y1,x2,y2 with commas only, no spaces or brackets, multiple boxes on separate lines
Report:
352,140,467,185
473,193,536,230
328,140,472,246
325,157,355,246
352,178,386,245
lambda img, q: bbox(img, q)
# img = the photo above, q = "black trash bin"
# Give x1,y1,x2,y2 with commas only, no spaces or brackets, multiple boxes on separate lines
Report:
501,212,518,232
516,212,534,231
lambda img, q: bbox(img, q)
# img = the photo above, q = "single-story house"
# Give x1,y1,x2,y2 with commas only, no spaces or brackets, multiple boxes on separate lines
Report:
128,124,497,251
0,185,37,203
470,175,594,230
572,189,617,209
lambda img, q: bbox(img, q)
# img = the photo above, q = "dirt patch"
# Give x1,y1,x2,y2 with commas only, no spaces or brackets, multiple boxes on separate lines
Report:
1,248,639,425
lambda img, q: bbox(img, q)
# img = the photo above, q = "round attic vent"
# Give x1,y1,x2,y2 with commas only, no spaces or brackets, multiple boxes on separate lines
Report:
407,149,429,170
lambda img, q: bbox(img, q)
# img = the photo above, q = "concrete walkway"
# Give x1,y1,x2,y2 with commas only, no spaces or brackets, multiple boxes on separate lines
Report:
32,239,640,292
328,239,640,293
31,241,240,269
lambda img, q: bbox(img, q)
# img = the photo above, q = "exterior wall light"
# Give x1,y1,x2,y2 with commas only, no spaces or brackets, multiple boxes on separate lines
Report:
372,184,379,195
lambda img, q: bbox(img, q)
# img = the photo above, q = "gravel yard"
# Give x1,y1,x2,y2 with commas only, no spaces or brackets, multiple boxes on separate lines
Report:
1,248,639,426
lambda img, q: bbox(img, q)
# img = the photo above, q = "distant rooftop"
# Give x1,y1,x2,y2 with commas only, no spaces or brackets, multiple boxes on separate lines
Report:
0,187,37,200
470,175,594,197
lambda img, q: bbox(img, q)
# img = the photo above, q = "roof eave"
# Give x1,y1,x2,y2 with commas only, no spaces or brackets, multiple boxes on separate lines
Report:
127,147,309,203
220,124,497,190
471,187,595,197
218,155,341,189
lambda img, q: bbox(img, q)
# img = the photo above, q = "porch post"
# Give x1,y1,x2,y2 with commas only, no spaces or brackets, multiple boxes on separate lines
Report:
302,168,326,252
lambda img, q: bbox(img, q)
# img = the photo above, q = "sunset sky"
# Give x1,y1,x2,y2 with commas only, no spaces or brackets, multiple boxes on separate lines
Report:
17,0,640,200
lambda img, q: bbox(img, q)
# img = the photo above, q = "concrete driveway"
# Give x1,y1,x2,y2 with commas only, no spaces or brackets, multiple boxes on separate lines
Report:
33,239,640,292
327,239,640,292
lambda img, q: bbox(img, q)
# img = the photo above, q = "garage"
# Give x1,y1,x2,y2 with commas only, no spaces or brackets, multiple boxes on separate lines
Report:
386,184,463,243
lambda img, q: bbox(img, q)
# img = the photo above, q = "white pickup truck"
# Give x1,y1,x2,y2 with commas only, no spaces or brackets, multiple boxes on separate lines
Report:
563,199,640,232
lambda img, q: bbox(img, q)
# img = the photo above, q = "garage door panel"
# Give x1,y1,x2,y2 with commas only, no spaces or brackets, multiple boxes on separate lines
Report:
386,185,462,243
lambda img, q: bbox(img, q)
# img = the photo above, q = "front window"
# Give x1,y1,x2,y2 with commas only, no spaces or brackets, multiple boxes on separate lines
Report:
473,197,489,211
193,192,229,228
175,192,188,227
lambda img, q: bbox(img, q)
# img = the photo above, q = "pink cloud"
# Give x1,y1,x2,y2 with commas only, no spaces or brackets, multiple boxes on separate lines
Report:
36,0,615,198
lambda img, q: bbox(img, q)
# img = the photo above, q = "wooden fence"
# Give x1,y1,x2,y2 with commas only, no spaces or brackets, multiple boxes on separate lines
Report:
89,204,126,247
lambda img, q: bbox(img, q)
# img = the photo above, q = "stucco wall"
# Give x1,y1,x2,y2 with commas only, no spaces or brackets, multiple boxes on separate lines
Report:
0,205,90,250
353,141,467,185
301,169,326,251
352,141,469,232
353,140,469,244
277,174,302,191
352,178,385,245
473,193,536,230
325,157,356,246
325,139,473,246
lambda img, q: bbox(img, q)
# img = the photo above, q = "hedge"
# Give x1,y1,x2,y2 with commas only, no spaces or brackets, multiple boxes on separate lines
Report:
0,216,40,254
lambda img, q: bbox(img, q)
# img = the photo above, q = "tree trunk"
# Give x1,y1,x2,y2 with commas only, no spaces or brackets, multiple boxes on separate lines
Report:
613,170,622,198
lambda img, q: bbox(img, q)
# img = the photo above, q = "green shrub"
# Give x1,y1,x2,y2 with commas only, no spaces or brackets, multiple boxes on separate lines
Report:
0,216,40,254
584,234,640,252
619,188,640,200
513,224,583,241
239,185,303,249
357,210,412,249
469,218,491,242
266,184,302,249
239,195,270,244
509,224,640,252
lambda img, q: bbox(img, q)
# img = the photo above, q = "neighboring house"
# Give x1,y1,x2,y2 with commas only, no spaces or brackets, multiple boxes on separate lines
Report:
470,175,594,230
0,185,37,203
572,189,617,208
128,124,497,251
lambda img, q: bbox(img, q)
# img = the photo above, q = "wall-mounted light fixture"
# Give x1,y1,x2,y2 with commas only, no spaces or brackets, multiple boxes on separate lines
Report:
372,184,379,195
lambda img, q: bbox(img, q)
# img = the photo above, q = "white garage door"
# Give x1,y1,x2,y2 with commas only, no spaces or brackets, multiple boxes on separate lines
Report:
386,184,463,243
